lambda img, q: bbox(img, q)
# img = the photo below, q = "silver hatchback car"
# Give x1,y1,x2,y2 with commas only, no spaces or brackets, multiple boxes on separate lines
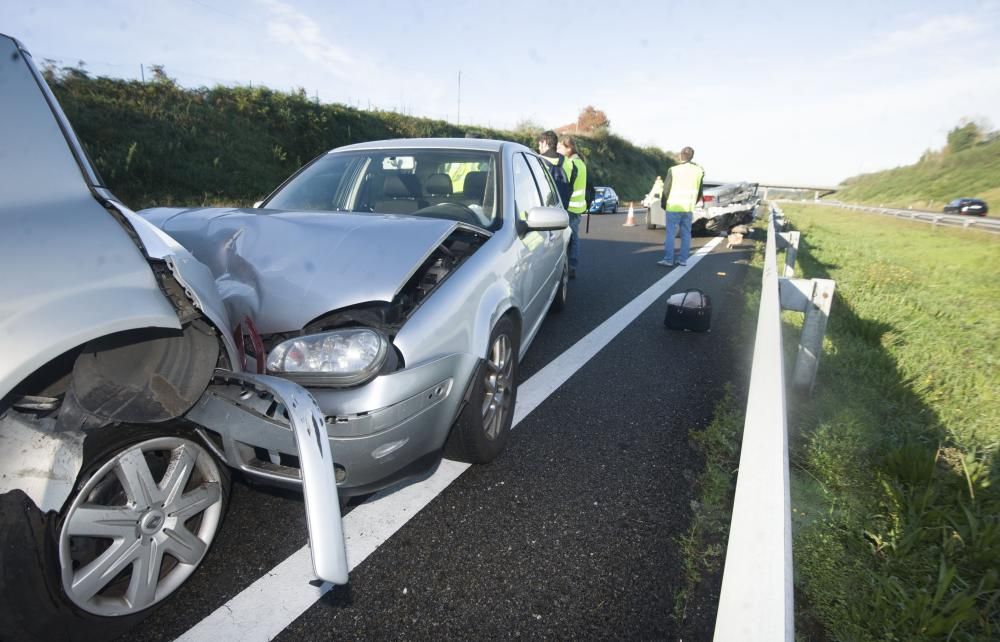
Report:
141,140,571,498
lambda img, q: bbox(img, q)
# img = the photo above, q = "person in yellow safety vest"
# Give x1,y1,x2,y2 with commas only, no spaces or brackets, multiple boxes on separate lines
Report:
557,135,587,279
445,161,489,194
657,146,704,267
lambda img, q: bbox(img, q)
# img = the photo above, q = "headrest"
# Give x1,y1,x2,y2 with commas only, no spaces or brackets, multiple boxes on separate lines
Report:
425,173,453,196
383,174,420,198
463,171,487,200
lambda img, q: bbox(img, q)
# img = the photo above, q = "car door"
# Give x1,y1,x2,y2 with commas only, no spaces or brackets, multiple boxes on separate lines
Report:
510,152,548,332
527,154,567,299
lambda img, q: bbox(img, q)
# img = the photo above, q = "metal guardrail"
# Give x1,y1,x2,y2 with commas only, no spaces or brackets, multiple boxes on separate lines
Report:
778,199,1000,234
714,205,835,641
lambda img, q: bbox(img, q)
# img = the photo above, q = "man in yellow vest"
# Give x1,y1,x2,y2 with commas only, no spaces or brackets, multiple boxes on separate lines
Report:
557,135,587,279
658,146,704,267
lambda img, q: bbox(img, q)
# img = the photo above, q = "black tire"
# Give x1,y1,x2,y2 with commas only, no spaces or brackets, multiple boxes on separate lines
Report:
444,316,519,464
549,262,569,313
0,423,230,642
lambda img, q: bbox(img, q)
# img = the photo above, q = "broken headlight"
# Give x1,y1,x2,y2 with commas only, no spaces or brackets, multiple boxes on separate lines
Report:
266,328,388,386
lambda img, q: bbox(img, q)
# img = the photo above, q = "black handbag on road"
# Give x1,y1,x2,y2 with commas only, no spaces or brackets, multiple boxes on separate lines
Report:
664,288,712,332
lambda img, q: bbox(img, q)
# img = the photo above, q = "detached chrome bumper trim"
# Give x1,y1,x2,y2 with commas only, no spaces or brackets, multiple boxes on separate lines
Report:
186,369,348,585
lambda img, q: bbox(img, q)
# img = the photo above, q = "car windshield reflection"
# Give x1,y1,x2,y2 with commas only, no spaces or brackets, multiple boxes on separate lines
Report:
264,149,499,229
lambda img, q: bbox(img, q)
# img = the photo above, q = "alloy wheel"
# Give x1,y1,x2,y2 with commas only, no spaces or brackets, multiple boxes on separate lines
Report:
481,333,514,440
59,436,224,616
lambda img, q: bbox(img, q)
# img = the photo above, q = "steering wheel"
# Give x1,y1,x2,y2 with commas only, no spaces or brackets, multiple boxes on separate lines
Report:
420,201,480,224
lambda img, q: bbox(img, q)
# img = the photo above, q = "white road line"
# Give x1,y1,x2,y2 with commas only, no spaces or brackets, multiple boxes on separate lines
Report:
176,237,723,642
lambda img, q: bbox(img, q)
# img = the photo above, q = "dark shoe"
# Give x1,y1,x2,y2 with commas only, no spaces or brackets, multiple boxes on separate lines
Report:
569,269,577,279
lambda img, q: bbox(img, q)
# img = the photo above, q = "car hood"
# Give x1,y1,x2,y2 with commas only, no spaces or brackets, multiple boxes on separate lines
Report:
139,207,459,334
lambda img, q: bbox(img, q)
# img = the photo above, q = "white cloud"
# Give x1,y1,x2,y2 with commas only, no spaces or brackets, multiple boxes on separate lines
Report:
256,0,362,80
840,15,984,62
252,0,457,119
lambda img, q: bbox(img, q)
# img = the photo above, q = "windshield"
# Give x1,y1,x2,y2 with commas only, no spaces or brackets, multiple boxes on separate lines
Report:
265,148,499,229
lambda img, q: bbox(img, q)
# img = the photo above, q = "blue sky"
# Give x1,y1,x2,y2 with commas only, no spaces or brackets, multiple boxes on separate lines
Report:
4,0,999,185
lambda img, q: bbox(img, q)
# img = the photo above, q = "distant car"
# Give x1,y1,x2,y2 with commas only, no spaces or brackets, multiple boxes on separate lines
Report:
943,198,988,216
141,138,570,500
589,186,619,213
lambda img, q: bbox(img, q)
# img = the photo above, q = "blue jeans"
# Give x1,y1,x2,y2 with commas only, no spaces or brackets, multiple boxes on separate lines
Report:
567,213,581,270
663,211,692,264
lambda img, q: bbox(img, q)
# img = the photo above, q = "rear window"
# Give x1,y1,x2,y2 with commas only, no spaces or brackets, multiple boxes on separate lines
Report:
265,149,499,229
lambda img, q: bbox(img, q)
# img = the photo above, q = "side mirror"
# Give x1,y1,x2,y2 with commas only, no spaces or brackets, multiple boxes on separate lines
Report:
523,206,569,231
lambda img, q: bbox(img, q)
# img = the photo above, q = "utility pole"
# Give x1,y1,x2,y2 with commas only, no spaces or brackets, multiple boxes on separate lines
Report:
457,70,462,126
140,64,144,83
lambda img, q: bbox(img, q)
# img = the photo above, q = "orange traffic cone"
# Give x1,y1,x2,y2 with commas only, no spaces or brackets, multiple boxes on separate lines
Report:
623,202,636,227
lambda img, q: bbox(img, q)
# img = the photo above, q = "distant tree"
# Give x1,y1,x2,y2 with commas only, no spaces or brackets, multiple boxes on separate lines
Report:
149,64,173,84
61,60,90,81
577,106,610,133
946,118,984,154
513,118,544,137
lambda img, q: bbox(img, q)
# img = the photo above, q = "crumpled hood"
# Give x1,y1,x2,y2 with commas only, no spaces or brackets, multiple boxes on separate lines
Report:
139,207,458,334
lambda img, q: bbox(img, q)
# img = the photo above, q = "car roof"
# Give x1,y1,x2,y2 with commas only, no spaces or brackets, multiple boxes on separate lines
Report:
331,138,513,154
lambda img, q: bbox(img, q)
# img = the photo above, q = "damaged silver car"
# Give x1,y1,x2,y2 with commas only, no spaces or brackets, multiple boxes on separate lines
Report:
141,139,570,499
0,34,346,641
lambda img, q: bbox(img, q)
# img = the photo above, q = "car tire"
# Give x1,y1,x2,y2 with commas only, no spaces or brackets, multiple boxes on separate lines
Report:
0,424,230,642
549,262,569,313
444,316,519,464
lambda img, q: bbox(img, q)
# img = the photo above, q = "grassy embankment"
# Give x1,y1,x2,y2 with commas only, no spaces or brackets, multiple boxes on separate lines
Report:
676,205,999,640
47,69,672,208
834,136,1000,212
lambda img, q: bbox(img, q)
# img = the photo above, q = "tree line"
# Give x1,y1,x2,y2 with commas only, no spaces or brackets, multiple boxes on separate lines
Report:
46,65,673,208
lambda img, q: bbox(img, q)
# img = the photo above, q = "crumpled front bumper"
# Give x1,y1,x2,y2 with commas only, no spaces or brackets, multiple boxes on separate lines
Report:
185,370,348,585
189,352,480,498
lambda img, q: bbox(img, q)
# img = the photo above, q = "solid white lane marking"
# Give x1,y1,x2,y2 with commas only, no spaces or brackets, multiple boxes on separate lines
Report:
176,237,723,641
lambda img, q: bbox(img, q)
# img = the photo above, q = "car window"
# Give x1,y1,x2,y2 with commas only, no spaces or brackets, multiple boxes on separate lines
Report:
528,155,559,207
265,149,499,229
512,153,543,220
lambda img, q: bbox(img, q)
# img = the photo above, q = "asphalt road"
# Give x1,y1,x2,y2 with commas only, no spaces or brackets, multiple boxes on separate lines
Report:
124,211,755,641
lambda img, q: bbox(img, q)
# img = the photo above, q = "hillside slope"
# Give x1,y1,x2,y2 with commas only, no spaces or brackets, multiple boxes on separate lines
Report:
48,72,672,208
834,137,1000,212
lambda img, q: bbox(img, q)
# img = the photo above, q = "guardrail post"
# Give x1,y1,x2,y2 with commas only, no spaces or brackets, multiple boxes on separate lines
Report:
778,231,800,278
790,278,836,392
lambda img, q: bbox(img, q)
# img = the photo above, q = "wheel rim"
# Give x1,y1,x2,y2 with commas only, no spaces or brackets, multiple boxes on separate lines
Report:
59,436,224,616
481,333,514,440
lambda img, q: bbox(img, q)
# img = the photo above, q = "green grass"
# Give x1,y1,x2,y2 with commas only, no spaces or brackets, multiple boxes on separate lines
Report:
672,387,747,629
677,206,999,640
834,137,1000,211
780,204,1000,640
